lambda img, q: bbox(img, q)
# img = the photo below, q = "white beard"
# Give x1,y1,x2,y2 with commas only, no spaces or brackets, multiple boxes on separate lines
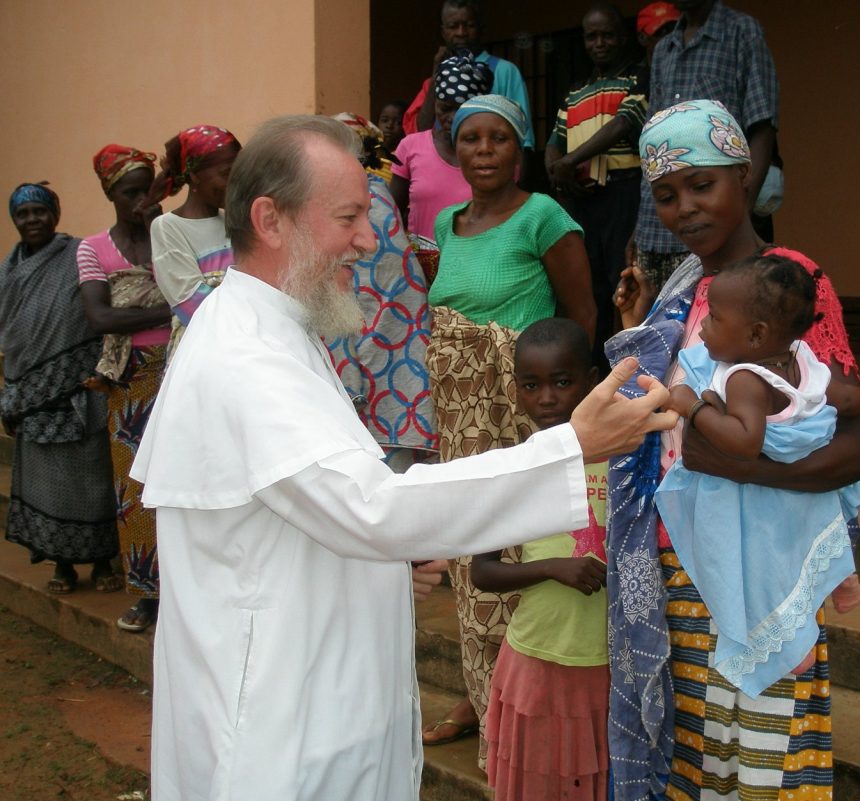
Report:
278,224,364,339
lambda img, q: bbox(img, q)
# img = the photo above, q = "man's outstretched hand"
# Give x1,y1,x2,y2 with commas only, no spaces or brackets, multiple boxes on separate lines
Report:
571,357,677,463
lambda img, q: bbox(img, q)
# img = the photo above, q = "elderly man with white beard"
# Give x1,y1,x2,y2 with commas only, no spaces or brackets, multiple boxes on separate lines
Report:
131,115,678,801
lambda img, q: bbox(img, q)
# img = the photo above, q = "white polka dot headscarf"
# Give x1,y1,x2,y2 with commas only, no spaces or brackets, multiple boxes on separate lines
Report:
434,52,493,105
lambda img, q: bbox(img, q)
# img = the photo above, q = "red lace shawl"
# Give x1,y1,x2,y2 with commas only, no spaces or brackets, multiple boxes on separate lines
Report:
767,246,858,378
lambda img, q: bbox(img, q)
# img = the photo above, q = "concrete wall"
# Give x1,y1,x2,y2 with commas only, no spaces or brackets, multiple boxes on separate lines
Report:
371,1,860,296
0,0,369,253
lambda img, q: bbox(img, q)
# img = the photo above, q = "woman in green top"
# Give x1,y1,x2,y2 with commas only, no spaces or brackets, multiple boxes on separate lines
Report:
423,94,595,766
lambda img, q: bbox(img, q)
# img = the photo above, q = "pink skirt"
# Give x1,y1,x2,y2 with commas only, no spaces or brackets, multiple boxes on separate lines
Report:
485,639,610,801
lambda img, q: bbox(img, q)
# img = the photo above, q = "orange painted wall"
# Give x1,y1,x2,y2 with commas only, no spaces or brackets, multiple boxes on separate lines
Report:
0,0,369,253
371,1,860,295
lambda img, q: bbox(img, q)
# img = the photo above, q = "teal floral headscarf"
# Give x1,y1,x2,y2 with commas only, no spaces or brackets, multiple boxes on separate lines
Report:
639,99,750,182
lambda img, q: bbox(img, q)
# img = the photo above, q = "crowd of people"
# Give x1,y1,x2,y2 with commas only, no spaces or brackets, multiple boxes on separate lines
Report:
2,1,860,800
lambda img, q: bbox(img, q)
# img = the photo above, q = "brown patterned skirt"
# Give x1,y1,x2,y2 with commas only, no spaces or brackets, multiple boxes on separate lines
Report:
426,306,536,768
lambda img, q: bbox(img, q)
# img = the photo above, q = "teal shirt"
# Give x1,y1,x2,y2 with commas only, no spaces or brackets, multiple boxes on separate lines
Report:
429,193,582,331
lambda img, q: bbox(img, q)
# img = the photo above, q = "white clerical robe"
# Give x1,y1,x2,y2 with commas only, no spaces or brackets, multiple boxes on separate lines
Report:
131,268,590,801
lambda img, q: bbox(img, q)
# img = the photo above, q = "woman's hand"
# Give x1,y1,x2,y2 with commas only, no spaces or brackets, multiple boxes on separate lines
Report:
681,423,754,482
135,201,163,231
614,265,656,330
547,556,607,595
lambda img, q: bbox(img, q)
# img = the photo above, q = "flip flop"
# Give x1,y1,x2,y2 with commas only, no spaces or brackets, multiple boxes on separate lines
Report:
93,573,124,593
117,601,157,633
421,718,479,747
46,567,78,595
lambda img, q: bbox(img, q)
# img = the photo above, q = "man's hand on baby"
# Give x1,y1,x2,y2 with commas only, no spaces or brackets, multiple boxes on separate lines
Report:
549,556,606,596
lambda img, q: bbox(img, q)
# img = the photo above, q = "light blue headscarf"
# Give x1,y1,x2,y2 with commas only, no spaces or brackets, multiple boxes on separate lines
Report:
639,99,750,182
451,94,528,148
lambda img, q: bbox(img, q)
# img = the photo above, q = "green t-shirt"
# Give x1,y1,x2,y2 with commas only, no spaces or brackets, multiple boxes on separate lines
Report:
429,192,582,331
505,461,609,667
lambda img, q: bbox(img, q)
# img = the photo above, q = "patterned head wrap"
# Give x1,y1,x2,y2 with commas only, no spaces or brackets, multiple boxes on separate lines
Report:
332,112,401,170
92,144,157,195
434,51,493,104
639,99,750,183
333,112,384,147
451,94,528,147
8,182,60,221
162,125,241,197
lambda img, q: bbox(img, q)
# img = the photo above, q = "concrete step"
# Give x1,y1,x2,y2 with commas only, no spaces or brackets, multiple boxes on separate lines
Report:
0,536,154,683
419,685,492,801
415,585,466,697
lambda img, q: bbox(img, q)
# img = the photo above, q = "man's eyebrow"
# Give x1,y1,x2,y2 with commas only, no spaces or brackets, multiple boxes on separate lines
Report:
332,200,366,213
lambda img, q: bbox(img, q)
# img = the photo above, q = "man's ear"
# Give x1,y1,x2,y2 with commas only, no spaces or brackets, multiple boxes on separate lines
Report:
249,196,285,250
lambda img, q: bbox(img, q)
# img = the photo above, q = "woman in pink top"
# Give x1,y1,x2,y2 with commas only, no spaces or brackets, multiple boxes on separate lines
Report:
390,51,492,281
78,144,171,634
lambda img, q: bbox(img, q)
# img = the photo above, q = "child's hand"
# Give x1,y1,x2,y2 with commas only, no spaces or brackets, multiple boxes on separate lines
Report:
549,556,607,595
666,384,698,417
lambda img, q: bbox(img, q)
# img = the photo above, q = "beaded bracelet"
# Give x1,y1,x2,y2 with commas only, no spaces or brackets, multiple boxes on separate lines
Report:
688,399,709,429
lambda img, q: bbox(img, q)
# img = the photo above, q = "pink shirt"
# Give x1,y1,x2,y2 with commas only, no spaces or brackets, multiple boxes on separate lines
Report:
77,230,170,347
391,130,472,241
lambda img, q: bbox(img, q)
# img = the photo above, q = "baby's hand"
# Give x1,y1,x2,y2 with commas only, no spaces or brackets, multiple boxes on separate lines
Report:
666,384,698,417
549,556,606,596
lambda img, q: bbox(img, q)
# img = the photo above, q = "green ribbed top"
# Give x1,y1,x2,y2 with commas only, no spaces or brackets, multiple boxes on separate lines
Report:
429,192,582,331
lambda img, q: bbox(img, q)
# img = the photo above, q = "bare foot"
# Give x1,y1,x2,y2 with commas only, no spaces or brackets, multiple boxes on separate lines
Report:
421,696,479,746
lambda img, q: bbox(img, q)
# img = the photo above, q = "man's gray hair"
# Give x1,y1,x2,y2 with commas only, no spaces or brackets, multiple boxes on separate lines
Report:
225,115,361,256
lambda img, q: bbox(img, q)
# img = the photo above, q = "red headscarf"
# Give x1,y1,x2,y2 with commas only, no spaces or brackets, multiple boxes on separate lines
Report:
92,144,157,195
159,125,240,197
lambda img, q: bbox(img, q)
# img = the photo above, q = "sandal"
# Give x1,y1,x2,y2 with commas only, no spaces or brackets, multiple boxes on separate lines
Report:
93,573,124,593
421,718,479,746
46,566,78,595
117,600,158,633
91,561,124,593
